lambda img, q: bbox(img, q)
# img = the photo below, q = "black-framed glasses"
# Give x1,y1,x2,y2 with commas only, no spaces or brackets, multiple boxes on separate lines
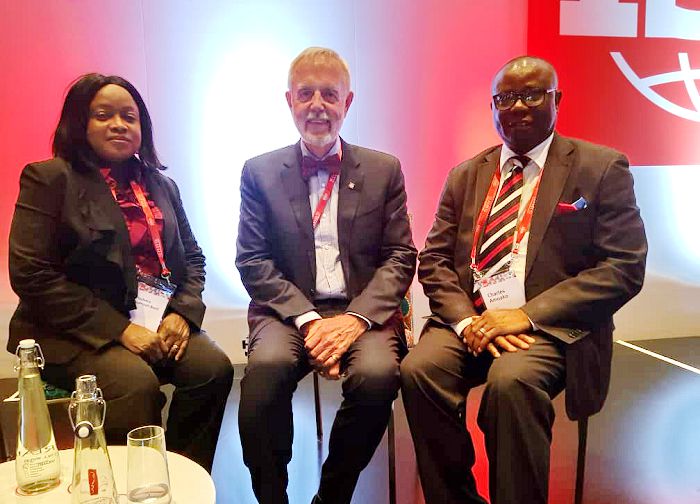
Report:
492,88,557,111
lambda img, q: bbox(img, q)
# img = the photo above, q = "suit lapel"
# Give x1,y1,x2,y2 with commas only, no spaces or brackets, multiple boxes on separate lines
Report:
524,134,574,280
337,141,363,242
142,169,175,257
281,143,316,277
76,164,136,295
472,147,501,255
337,141,363,289
77,167,126,267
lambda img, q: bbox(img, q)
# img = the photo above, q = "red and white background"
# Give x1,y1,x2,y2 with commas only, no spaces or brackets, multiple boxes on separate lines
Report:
0,1,698,502
526,3,700,503
526,1,700,338
531,0,700,165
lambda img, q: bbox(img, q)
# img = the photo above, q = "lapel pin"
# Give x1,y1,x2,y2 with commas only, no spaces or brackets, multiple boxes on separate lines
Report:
348,182,355,190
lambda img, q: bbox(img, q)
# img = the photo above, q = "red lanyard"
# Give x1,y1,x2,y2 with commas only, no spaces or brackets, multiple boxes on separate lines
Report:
470,164,543,273
129,181,171,281
309,146,343,230
311,173,339,230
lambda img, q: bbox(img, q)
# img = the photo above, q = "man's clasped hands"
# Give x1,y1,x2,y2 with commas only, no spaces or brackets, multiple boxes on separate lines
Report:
463,308,536,358
302,314,366,379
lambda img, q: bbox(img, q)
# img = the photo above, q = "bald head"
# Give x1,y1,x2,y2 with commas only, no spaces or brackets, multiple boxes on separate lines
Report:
491,56,558,94
490,56,562,154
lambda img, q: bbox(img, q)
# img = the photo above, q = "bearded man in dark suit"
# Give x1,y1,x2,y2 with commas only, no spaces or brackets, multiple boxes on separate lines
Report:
236,47,416,504
400,56,647,504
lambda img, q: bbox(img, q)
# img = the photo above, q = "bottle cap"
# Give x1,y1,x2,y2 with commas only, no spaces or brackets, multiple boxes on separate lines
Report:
75,421,94,439
18,339,36,349
75,375,98,395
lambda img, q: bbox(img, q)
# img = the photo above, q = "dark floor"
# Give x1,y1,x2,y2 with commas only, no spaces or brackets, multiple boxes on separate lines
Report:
211,336,700,504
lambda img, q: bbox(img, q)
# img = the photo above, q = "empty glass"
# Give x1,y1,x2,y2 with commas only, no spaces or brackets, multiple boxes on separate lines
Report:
126,426,171,504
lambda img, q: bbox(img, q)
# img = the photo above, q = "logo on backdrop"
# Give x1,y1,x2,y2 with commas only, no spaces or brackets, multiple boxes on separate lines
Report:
560,0,700,122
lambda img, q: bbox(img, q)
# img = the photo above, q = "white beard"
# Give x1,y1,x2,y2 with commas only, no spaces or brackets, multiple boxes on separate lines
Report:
303,132,334,148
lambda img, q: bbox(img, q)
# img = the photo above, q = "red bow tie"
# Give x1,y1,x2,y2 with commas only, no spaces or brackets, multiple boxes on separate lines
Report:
301,154,341,180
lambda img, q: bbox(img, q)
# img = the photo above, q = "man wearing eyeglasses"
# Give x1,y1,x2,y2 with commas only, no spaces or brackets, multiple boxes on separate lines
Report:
236,47,416,504
401,56,647,504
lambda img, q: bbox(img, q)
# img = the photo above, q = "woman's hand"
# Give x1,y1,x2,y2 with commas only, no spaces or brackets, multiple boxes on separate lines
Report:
119,323,169,363
158,312,191,361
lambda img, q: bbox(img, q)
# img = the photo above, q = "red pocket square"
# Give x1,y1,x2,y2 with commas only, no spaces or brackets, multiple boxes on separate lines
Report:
556,197,588,215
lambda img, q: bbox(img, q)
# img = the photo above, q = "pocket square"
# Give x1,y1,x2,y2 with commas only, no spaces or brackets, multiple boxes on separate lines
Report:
556,196,588,215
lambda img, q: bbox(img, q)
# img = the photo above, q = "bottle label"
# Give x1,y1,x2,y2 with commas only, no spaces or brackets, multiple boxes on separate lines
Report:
17,444,59,479
89,468,99,495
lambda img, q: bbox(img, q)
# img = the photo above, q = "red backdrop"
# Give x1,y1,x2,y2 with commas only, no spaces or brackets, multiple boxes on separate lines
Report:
528,0,700,166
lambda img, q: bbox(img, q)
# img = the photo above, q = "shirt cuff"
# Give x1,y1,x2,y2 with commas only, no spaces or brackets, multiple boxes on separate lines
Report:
346,311,372,330
294,311,322,331
451,317,474,337
528,316,537,331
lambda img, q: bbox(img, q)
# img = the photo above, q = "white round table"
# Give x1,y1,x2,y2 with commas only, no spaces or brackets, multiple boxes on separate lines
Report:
0,446,215,503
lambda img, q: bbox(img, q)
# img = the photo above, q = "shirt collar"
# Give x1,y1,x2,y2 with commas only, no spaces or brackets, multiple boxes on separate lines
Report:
300,137,343,161
499,132,555,172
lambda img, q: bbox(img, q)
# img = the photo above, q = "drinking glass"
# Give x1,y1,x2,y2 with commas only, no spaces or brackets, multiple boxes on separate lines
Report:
126,425,171,504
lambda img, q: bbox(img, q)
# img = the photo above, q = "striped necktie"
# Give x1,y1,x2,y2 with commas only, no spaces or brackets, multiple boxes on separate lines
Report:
476,155,530,278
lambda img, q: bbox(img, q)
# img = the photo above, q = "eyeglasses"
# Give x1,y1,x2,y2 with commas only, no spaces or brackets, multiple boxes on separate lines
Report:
492,88,557,111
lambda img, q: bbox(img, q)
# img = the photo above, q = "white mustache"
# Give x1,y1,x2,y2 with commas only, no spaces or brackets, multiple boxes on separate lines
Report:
306,112,330,121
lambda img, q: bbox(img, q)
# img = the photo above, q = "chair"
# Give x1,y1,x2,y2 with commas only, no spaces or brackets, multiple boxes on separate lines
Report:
574,416,589,504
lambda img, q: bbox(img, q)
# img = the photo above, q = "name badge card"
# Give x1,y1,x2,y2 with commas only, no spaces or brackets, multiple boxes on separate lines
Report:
130,275,176,331
476,270,526,310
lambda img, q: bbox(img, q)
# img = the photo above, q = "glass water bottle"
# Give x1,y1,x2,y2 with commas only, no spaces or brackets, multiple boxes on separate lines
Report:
69,374,118,504
14,338,61,495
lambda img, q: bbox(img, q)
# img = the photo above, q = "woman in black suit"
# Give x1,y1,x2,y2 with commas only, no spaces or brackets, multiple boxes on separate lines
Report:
8,74,233,472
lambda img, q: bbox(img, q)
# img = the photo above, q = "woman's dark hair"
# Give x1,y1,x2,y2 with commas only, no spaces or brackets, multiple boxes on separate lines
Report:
52,73,163,171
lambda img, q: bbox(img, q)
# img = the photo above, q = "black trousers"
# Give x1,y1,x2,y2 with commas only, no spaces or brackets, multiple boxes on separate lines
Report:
400,321,566,504
43,331,234,472
238,306,406,504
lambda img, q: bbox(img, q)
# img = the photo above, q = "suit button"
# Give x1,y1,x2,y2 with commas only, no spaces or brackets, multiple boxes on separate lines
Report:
310,288,316,296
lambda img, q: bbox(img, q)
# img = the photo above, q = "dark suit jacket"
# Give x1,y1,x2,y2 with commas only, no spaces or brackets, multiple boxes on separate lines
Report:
236,140,417,331
418,133,647,419
8,157,206,364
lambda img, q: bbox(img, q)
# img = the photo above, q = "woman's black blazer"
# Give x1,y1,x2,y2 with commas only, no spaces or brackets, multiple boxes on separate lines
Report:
7,158,206,364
